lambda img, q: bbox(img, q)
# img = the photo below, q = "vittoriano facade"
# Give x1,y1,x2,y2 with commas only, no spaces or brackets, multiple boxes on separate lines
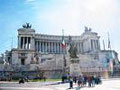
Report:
1,24,119,79
18,26,100,54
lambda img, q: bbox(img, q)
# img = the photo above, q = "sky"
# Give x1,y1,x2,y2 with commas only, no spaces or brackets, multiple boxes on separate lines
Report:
0,0,120,58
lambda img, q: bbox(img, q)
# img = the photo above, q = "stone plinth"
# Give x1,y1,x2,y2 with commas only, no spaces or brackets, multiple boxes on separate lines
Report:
103,70,109,79
70,58,82,76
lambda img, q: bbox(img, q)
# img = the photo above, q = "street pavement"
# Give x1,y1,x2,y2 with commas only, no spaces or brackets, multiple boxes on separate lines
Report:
0,78,120,90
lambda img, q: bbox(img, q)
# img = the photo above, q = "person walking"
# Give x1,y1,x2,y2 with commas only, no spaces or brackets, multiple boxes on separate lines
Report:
69,78,73,89
73,76,77,84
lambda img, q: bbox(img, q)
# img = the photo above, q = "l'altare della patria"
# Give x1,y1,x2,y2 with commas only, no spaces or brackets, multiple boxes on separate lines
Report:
0,23,120,80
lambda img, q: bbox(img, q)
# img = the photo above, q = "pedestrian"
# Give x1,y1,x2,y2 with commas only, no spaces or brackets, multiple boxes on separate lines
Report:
62,75,64,83
77,79,81,87
78,75,83,87
91,76,95,87
73,76,77,84
87,76,92,87
43,76,46,82
69,79,73,89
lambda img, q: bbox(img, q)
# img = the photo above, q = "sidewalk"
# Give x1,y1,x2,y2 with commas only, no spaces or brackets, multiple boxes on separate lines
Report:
0,80,62,86
1,79,120,90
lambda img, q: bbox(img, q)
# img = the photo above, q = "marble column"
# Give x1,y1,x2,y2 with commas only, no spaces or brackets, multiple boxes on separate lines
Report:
93,40,94,50
30,37,32,49
57,42,59,53
51,42,53,53
45,42,47,53
53,42,55,53
79,43,81,53
48,42,50,53
22,37,25,49
80,43,82,53
41,42,42,52
36,41,38,51
25,37,26,49
77,43,79,53
28,37,30,49
42,42,45,53
52,42,54,53
18,36,21,49
37,41,39,51
49,42,51,53
60,43,62,53
98,40,100,50
44,42,46,53
30,37,35,50
95,40,97,49
81,43,83,53
91,40,93,51
52,42,55,53
54,42,56,53
56,42,57,53
94,40,96,49
18,36,19,49
22,37,23,49
47,42,49,52
38,41,39,52
26,37,29,49
39,41,41,52
96,40,98,49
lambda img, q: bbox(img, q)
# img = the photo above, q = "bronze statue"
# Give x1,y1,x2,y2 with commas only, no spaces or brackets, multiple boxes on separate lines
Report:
85,26,89,32
85,26,92,32
22,23,32,28
68,36,78,58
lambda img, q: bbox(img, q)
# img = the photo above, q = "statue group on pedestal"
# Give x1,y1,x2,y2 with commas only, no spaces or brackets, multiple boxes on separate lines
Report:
68,36,78,58
22,23,32,29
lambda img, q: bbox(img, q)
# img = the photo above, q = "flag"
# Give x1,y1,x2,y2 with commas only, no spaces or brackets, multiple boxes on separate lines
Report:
61,36,66,49
61,29,66,49
109,60,113,72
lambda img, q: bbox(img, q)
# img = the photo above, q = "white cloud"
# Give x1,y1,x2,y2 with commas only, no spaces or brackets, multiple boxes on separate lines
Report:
30,0,120,59
25,0,36,3
34,0,119,35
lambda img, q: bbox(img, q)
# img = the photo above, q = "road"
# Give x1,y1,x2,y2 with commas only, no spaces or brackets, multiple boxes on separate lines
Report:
0,78,120,90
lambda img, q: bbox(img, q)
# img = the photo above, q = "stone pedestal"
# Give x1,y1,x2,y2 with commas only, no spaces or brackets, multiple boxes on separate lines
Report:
70,58,82,76
103,70,109,79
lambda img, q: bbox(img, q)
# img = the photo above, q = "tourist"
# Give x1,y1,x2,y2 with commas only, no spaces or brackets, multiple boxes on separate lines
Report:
83,75,87,86
43,76,46,82
69,78,73,89
91,76,95,87
87,76,92,87
73,76,77,84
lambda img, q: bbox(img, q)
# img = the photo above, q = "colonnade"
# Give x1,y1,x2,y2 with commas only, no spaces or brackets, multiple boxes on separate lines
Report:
76,42,83,53
18,37,100,53
35,41,63,53
91,40,100,50
19,37,31,49
35,41,83,54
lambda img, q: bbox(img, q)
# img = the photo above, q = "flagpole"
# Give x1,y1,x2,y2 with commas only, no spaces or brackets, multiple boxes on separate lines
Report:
108,32,111,50
107,32,113,76
103,40,105,50
62,29,66,74
62,29,64,38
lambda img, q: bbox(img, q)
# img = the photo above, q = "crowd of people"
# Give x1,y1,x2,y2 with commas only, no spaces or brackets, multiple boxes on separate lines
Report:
62,75,102,89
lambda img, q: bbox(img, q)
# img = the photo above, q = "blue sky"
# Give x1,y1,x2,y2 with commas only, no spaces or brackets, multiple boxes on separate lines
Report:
0,0,120,58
